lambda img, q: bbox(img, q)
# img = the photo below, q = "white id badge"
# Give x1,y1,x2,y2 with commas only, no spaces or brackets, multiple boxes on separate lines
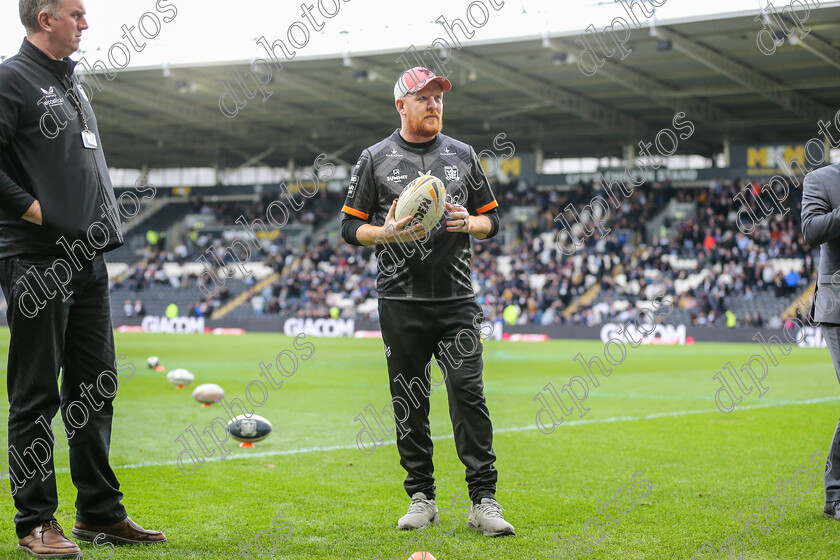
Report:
81,129,98,149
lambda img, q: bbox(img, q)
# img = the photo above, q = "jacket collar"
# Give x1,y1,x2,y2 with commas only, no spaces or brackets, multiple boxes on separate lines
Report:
19,38,77,80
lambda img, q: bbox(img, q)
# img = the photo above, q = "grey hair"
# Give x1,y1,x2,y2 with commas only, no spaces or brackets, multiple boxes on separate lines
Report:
19,0,65,33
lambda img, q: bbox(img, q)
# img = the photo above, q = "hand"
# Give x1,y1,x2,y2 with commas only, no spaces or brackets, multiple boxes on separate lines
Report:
378,200,429,244
21,200,42,225
445,202,471,234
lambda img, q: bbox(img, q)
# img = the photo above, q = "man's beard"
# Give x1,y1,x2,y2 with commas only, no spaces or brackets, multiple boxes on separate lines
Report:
406,111,443,138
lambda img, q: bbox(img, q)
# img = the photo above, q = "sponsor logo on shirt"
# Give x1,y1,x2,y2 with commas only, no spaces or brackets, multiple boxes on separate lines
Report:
387,168,408,182
385,149,403,157
38,86,64,108
440,147,455,156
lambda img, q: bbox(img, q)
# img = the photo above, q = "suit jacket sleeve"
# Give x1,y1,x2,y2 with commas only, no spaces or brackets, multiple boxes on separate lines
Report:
802,169,840,247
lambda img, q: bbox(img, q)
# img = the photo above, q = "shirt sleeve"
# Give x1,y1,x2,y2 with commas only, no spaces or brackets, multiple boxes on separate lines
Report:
341,149,377,222
341,214,365,246
484,207,500,239
0,67,35,217
466,146,499,215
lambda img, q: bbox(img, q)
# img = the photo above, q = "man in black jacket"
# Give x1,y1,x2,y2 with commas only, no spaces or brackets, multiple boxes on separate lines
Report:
341,67,514,537
0,1,165,556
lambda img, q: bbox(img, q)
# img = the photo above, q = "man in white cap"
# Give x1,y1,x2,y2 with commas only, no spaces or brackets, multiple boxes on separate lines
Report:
340,66,514,537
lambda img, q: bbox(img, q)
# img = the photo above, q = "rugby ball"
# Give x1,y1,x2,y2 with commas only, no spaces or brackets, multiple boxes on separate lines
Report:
227,414,273,443
395,175,446,235
166,368,194,387
192,383,224,404
147,356,164,371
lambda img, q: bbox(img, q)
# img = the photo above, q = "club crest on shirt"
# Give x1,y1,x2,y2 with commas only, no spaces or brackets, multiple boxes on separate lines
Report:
444,166,459,181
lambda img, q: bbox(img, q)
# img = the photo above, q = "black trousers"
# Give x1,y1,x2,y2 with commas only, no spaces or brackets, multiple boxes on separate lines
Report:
0,254,126,538
378,297,497,503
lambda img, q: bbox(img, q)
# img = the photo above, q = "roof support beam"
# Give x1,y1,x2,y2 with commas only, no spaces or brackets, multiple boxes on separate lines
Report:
796,31,840,71
306,142,354,167
448,50,651,139
264,68,395,127
94,80,260,162
91,103,222,163
548,38,732,126
654,26,831,122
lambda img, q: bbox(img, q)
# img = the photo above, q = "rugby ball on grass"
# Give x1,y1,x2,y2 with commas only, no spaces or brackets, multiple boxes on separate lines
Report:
227,414,273,443
147,356,164,371
192,383,224,405
395,175,446,235
166,368,194,388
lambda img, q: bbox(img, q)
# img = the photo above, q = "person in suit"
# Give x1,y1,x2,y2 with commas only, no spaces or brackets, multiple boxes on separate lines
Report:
801,162,840,520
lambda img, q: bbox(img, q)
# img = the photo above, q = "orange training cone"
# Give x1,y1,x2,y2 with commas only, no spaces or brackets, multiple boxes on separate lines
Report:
239,442,254,448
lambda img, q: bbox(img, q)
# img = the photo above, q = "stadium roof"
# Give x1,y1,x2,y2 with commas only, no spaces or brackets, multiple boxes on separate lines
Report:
86,4,840,171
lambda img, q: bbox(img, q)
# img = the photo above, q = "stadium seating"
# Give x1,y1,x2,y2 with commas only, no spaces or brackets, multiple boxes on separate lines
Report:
0,176,812,330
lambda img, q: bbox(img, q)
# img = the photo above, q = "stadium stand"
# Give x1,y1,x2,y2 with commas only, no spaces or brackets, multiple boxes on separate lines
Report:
2,6,836,333
86,174,815,330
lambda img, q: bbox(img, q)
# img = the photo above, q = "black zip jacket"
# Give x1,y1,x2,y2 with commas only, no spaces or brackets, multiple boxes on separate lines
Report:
0,39,122,260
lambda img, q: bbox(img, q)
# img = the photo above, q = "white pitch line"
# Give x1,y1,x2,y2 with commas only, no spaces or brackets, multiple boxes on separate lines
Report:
48,395,840,474
500,395,840,432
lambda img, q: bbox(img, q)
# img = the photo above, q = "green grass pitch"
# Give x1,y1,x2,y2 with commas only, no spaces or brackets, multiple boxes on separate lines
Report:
0,329,837,559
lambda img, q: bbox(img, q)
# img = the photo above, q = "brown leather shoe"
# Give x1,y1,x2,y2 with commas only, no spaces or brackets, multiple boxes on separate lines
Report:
72,516,166,545
17,520,81,558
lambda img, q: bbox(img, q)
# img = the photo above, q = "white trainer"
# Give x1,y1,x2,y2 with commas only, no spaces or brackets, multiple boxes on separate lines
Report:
467,498,516,537
397,492,439,530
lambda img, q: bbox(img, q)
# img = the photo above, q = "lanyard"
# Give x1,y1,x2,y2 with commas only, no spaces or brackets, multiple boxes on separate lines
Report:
63,75,90,132
63,74,98,149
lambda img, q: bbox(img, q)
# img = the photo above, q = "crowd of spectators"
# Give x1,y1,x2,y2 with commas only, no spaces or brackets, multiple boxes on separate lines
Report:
533,175,811,327
111,249,233,319
106,174,815,327
189,189,344,238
